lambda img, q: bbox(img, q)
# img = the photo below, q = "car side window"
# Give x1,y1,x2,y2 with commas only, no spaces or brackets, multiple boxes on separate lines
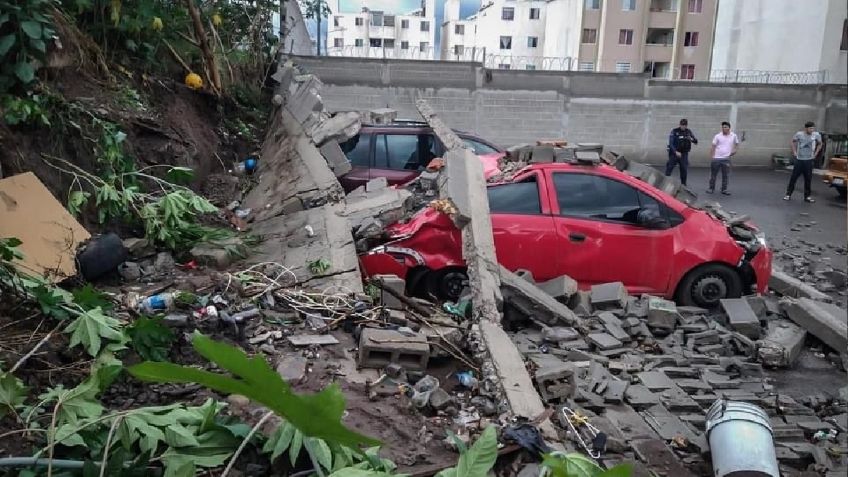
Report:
339,133,371,167
638,190,684,226
553,172,641,223
487,177,541,214
463,138,499,155
374,134,434,170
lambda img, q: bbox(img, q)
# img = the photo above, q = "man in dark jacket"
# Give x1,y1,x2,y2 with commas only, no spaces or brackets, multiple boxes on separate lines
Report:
665,118,698,185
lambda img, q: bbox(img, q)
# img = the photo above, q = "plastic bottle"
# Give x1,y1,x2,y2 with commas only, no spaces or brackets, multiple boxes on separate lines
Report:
137,292,177,314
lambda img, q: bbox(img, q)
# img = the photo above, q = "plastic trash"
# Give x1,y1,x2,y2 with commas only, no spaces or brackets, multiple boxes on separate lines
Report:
136,292,177,314
411,375,439,408
455,371,478,390
77,233,128,281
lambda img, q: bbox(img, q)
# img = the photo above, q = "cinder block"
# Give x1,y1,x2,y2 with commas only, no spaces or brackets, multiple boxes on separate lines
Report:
318,141,353,177
590,282,628,310
538,275,578,303
358,328,429,370
570,290,593,315
534,362,576,403
720,298,761,339
757,320,806,368
646,296,679,332
373,274,405,310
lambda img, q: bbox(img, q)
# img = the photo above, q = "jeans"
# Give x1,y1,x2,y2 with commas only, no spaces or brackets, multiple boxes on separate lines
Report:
786,159,814,197
709,159,731,191
665,152,689,185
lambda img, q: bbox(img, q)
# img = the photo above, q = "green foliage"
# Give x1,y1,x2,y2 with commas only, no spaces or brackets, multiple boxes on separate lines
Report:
541,453,633,477
72,284,115,311
308,258,332,275
127,316,175,361
300,0,332,20
65,306,127,357
0,0,57,92
0,237,23,261
436,426,499,477
1,93,51,126
0,369,27,419
128,332,380,449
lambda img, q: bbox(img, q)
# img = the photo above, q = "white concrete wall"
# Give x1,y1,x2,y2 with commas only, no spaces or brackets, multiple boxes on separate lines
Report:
327,3,436,59
542,0,583,65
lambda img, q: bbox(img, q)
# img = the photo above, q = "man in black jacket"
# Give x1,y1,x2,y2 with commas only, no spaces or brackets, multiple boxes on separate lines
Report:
665,118,698,185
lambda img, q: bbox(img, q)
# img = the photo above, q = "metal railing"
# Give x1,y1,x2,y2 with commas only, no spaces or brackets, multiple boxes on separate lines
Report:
326,45,436,60
708,69,828,85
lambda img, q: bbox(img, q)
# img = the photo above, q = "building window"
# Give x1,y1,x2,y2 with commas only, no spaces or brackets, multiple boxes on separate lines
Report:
530,8,541,19
526,65,537,70
498,64,511,70
454,44,464,55
401,41,409,49
615,62,631,73
579,62,594,71
688,0,702,13
684,31,699,46
622,0,636,11
355,38,364,47
841,19,848,50
384,15,395,27
355,17,364,26
370,38,382,47
455,24,465,35
680,64,695,79
371,12,383,26
582,28,597,43
420,41,429,50
527,36,539,48
333,38,343,47
420,20,430,31
333,16,340,27
401,19,409,28
499,35,512,49
502,7,515,20
384,39,395,48
619,29,634,45
585,0,600,9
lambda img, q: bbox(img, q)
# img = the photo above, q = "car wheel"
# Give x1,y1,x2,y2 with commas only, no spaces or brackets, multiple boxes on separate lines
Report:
427,268,468,301
838,187,847,200
676,264,743,308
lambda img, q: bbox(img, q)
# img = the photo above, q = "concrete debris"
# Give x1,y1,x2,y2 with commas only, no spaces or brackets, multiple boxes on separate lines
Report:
590,282,628,310
783,298,847,354
757,320,807,367
534,362,576,403
372,274,406,309
537,274,579,304
500,266,580,326
276,354,308,382
769,270,833,303
308,111,361,146
358,328,430,370
720,298,762,339
646,296,679,333
570,291,594,315
287,334,340,346
541,326,580,343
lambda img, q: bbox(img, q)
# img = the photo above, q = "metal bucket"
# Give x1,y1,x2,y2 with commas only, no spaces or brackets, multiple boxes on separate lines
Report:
705,400,779,477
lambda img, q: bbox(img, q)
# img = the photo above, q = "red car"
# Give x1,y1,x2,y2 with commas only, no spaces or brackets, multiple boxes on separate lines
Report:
360,161,772,308
338,121,504,193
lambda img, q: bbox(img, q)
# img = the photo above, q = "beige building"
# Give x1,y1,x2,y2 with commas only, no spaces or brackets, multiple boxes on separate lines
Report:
579,0,718,79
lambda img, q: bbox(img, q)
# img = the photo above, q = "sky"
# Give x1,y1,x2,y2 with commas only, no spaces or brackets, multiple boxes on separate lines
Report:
306,0,481,54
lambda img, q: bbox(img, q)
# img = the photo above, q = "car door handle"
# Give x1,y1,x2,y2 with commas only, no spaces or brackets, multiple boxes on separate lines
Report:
569,232,586,243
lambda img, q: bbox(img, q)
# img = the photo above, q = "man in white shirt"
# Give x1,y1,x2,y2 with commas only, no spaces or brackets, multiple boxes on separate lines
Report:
707,121,739,195
783,121,822,203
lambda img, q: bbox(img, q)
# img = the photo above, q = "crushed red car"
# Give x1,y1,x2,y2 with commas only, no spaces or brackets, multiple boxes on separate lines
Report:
360,161,772,308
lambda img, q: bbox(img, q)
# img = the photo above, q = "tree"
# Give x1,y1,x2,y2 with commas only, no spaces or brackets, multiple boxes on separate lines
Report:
300,0,331,55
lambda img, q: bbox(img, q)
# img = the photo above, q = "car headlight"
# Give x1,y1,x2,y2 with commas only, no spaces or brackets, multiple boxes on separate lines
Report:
755,231,767,247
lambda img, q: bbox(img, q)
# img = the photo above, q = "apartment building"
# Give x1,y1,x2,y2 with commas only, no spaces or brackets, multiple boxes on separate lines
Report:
711,0,847,84
326,0,437,60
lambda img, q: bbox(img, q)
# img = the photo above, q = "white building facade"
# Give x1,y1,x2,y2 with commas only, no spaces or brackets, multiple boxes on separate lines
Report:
711,0,848,84
326,0,437,60
440,0,583,70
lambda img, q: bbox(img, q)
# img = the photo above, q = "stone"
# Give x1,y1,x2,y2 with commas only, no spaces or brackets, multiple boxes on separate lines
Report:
500,266,579,326
373,274,406,310
569,290,593,315
604,379,629,404
153,252,176,273
118,261,143,281
783,298,847,354
537,275,579,303
625,384,660,409
358,328,429,370
769,270,832,302
587,333,623,351
687,329,721,345
720,298,761,339
646,296,679,332
541,326,580,343
276,354,308,382
309,111,361,146
529,145,555,164
122,237,152,256
757,320,807,368
674,379,713,393
428,388,454,410
590,282,628,310
637,371,675,391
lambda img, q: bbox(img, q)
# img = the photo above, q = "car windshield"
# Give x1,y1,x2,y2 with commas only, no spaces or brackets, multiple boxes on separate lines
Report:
463,138,499,155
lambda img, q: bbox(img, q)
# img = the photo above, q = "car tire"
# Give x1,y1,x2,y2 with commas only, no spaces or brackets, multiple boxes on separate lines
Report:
426,268,469,301
676,263,743,308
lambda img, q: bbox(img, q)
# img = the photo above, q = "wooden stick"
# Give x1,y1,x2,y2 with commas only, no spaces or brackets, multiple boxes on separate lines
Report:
164,40,191,74
373,279,432,318
9,321,62,374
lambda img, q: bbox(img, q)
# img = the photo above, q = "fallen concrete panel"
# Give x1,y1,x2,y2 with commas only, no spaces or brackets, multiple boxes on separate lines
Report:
341,186,411,231
0,172,91,281
757,320,807,368
783,298,847,354
769,270,832,303
500,265,579,326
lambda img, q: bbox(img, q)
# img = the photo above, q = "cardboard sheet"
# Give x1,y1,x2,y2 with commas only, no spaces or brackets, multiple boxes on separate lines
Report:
0,172,90,281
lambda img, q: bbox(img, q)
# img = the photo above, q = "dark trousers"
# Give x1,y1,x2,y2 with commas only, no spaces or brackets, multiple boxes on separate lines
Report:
665,152,689,185
786,159,814,197
709,159,730,191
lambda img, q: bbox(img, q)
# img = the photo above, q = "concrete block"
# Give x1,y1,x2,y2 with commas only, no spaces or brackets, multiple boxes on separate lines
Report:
537,274,578,303
318,141,353,177
541,326,580,343
575,150,600,163
553,146,576,163
646,296,679,332
783,298,847,354
720,298,762,339
569,291,593,315
365,176,388,192
373,274,405,310
529,146,555,164
500,266,579,326
769,270,832,303
590,282,628,310
309,111,361,146
597,312,630,342
368,108,397,124
745,296,768,318
757,320,807,368
604,379,629,404
534,362,576,403
637,371,675,391
587,332,623,351
625,384,660,409
358,328,429,370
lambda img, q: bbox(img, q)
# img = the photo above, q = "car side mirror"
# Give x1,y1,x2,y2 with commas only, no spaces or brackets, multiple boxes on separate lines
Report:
636,208,671,230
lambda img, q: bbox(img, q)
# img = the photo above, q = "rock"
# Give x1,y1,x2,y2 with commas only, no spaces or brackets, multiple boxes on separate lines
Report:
428,388,454,410
123,237,152,257
153,252,176,273
541,326,580,343
118,261,143,281
162,314,189,328
470,396,497,416
276,355,308,382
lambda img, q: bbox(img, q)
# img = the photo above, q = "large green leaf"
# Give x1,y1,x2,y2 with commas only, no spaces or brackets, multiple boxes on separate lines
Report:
165,166,195,185
128,333,379,450
0,34,15,56
306,437,333,470
598,464,633,477
65,307,126,357
263,422,296,461
0,371,27,418
328,469,394,477
20,21,42,39
13,62,34,83
448,426,499,477
541,453,633,477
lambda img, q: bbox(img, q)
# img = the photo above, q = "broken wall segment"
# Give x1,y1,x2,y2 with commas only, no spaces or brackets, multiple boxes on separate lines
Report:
500,266,580,326
783,298,847,354
757,320,807,368
769,270,833,303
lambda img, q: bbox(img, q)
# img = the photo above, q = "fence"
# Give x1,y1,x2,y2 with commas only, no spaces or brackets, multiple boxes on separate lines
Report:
708,69,829,85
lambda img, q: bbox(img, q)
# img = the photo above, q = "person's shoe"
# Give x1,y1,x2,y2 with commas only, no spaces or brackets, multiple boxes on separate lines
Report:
783,195,791,201
804,197,815,203
706,188,714,194
721,190,731,195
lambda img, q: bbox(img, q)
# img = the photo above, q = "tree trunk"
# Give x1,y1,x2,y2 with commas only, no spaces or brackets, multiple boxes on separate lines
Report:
316,14,321,56
279,0,286,44
184,0,223,94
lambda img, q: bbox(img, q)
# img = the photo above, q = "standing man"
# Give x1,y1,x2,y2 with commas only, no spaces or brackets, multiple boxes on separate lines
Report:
665,118,698,185
707,121,739,195
783,121,822,203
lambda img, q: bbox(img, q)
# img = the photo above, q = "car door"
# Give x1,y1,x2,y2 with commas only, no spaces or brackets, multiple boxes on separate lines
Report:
338,133,372,192
488,173,562,281
372,133,433,186
548,170,675,294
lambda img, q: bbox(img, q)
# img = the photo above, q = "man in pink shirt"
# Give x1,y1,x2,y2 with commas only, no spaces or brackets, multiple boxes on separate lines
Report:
707,121,739,195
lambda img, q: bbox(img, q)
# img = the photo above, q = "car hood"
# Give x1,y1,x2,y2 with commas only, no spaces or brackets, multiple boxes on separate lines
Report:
480,153,505,179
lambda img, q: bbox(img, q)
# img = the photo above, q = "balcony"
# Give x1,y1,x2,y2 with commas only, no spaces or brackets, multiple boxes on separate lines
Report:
646,28,675,46
649,0,678,12
645,44,673,62
649,11,677,29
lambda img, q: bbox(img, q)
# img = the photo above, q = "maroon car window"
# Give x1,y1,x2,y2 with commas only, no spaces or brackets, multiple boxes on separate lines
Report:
487,178,541,214
375,134,434,170
339,133,371,167
463,138,498,155
553,173,641,222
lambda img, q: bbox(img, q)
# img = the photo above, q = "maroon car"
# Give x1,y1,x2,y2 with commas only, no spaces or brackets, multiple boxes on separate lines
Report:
338,121,504,193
